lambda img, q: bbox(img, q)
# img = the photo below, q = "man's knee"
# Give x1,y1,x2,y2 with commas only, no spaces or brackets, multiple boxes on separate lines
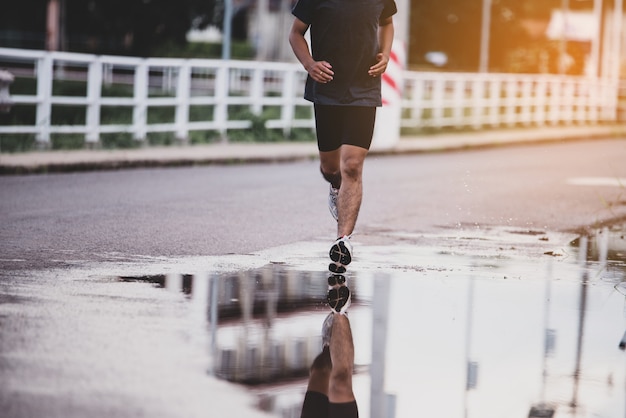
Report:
340,156,364,180
329,368,353,398
311,347,332,374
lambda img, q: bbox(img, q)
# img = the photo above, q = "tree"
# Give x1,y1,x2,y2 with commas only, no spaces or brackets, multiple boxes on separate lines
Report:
0,0,49,50
0,0,219,56
409,0,482,70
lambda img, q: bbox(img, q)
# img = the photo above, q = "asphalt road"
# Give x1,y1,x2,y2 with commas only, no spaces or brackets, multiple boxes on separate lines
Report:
1,137,626,272
1,137,626,418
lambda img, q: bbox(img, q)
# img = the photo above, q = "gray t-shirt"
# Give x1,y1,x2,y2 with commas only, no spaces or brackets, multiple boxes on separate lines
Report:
292,0,397,106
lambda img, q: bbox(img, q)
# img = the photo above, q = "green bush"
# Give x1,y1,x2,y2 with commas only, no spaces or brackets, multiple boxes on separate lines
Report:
51,134,85,150
0,134,36,153
152,41,255,60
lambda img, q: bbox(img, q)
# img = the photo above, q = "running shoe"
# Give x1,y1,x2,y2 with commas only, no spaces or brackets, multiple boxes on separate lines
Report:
328,263,346,274
321,312,334,347
328,185,339,222
327,274,346,287
327,286,351,314
329,235,353,267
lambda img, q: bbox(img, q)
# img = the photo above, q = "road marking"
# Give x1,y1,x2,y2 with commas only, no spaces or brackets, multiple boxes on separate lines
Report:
567,177,626,187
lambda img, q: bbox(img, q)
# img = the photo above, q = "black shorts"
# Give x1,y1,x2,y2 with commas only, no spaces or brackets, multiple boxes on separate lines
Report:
301,391,359,418
314,104,377,152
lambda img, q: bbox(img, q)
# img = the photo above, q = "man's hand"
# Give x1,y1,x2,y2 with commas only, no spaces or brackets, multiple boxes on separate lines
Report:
368,53,389,77
306,61,334,84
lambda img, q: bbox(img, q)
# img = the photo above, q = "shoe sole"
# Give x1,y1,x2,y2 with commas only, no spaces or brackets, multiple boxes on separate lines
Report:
329,241,352,266
328,274,346,287
328,263,346,274
327,286,351,314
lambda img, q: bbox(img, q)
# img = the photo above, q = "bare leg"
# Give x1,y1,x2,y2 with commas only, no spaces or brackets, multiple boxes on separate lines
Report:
320,145,368,238
328,314,356,404
319,149,342,190
306,346,332,395
337,145,368,238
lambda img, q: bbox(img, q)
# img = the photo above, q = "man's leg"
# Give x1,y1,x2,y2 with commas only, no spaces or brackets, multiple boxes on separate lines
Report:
320,149,342,190
336,145,368,238
307,345,332,395
320,144,368,237
328,314,356,404
320,149,342,226
300,346,332,418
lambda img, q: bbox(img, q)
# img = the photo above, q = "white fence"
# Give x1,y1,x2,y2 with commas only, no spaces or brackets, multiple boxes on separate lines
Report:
0,47,620,146
402,72,618,129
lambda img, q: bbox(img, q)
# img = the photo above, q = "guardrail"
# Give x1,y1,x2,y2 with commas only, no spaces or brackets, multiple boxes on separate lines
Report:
0,47,619,147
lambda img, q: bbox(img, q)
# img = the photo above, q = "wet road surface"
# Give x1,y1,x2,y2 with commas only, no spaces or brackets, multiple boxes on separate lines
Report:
1,223,624,418
1,138,626,417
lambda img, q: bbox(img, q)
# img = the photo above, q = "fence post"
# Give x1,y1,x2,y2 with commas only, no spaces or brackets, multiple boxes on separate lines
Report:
471,77,485,129
520,78,532,126
431,76,445,128
562,79,575,124
214,63,229,142
588,79,599,122
281,69,296,137
534,78,547,125
488,78,499,127
606,79,620,121
133,61,148,143
504,78,517,127
0,69,14,113
574,80,586,123
452,77,464,127
548,78,562,125
175,62,191,143
251,67,263,116
36,53,53,147
86,58,102,146
407,75,424,129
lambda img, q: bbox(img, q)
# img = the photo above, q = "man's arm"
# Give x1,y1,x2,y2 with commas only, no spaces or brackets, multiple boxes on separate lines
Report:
289,18,334,84
368,16,394,77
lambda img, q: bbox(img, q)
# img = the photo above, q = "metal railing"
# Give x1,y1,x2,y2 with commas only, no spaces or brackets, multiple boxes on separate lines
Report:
0,47,619,147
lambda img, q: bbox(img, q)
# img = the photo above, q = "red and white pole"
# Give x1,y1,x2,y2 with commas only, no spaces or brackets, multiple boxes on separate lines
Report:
371,40,406,151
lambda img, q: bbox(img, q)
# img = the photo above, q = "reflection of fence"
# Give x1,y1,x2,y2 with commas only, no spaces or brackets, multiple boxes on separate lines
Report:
0,47,620,147
145,266,336,385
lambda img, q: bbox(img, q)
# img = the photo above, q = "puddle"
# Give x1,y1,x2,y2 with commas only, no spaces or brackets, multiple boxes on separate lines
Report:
118,225,626,418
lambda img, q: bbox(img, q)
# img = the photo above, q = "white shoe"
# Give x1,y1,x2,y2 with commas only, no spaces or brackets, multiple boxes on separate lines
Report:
327,285,351,314
328,185,339,222
329,235,353,267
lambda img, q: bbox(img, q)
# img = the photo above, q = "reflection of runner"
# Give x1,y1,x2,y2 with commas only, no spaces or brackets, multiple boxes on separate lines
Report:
289,0,397,272
301,312,358,418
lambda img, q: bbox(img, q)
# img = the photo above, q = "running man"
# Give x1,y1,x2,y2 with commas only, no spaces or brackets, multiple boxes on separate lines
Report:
289,0,397,271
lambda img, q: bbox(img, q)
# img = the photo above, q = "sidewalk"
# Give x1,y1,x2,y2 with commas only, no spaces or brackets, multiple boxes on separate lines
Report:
1,125,624,174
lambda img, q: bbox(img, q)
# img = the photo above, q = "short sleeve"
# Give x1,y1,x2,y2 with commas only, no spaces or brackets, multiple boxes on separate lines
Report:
380,0,397,20
292,0,315,25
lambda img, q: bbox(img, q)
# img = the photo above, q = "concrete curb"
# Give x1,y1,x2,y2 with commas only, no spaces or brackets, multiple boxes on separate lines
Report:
0,125,624,175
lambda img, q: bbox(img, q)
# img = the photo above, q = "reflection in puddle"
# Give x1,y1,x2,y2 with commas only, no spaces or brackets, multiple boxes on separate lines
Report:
119,225,626,418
